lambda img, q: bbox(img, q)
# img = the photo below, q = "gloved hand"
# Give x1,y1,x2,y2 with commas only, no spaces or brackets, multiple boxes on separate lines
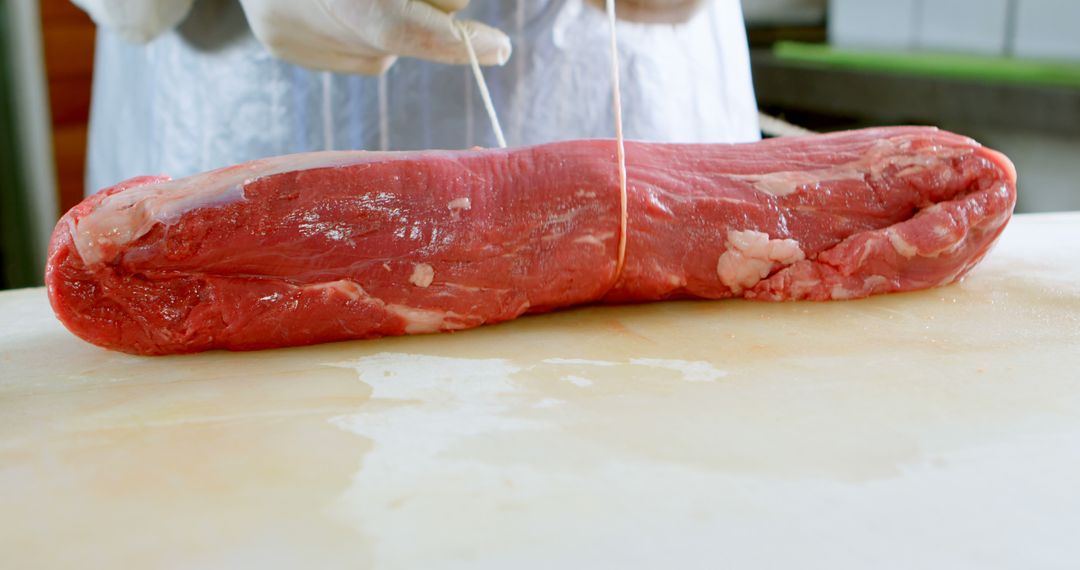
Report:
587,0,706,24
70,0,195,43
236,0,512,75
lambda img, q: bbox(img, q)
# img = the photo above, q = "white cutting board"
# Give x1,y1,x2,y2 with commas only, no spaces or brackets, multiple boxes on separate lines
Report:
2,213,1079,569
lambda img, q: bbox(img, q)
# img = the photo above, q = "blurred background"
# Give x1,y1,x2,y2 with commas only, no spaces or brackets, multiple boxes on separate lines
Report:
1,0,1078,289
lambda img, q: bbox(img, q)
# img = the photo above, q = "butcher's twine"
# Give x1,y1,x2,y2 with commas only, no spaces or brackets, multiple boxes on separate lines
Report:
458,7,629,284
606,0,630,285
758,112,816,138
457,21,508,149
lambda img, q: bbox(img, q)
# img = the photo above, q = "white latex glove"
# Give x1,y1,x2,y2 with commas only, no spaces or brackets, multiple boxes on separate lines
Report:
70,0,195,43
236,0,512,75
587,0,706,24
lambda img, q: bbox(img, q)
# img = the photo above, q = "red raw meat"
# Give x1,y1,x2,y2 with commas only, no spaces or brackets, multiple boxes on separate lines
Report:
46,127,1017,355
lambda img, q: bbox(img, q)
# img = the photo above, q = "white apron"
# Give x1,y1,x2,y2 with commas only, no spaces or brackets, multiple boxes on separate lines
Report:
85,0,759,193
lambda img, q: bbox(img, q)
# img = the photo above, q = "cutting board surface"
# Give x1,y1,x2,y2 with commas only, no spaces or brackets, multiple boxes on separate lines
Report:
2,213,1079,569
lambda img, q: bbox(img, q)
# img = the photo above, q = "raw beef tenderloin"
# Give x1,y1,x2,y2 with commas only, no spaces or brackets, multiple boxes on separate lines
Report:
46,127,1017,355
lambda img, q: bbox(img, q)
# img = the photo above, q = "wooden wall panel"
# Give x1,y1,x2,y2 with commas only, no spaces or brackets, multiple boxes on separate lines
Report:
39,0,95,215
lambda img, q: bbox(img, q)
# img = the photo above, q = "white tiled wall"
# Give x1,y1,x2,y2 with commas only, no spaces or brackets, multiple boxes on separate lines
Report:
829,0,1080,61
828,0,918,50
918,0,1009,56
1013,0,1080,60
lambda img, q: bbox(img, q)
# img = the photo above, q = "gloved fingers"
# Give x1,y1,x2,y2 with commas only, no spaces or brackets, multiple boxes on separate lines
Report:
386,2,511,66
586,0,705,24
240,0,507,74
451,19,513,65
72,0,196,43
310,52,398,75
264,39,398,75
424,0,470,12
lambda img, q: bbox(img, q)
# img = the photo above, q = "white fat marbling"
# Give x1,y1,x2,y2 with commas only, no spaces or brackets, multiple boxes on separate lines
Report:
447,197,472,211
409,264,435,288
887,229,919,258
733,169,849,197
386,305,463,335
301,278,461,334
732,137,969,197
573,235,605,247
717,230,806,294
72,149,461,266
830,275,894,300
304,279,366,301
